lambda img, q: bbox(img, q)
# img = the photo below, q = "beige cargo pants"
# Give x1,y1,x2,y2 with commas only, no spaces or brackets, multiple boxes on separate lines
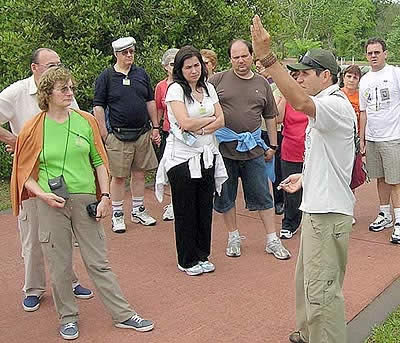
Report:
19,198,79,297
37,194,135,325
295,212,352,343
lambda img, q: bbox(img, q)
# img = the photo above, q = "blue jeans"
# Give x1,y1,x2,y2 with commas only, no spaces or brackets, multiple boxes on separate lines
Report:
214,155,274,213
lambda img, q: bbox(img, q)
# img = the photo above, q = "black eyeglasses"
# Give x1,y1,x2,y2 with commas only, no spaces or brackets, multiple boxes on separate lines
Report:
298,55,326,70
55,85,76,94
120,48,135,56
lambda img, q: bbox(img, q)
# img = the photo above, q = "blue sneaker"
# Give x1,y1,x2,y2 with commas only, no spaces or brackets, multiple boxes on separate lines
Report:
59,322,79,340
23,295,42,312
115,314,154,332
73,284,93,299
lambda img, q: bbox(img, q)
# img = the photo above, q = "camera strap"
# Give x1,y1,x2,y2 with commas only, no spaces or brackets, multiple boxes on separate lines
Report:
42,112,71,180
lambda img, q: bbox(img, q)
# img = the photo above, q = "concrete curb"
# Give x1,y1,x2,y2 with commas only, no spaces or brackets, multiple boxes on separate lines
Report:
348,275,400,342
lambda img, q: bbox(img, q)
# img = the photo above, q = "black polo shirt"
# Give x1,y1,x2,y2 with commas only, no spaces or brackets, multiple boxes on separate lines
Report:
93,65,154,129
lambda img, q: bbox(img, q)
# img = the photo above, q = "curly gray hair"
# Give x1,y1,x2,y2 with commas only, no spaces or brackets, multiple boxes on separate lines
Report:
161,48,179,66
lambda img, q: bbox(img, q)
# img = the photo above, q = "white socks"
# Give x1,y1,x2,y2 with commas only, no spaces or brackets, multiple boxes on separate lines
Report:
380,204,392,219
266,232,278,243
132,196,144,210
112,200,124,215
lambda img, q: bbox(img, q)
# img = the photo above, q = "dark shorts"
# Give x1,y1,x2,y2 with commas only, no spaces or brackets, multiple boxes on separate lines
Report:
214,155,274,213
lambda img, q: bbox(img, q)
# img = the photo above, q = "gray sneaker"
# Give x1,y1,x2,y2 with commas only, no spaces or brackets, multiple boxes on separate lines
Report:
115,314,154,332
59,322,79,340
226,233,246,257
265,238,291,260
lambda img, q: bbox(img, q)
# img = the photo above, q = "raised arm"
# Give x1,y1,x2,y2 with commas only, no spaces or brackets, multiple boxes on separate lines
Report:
251,15,316,118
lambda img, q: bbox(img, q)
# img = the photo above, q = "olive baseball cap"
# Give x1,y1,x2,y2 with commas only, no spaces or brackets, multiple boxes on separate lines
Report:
287,48,340,75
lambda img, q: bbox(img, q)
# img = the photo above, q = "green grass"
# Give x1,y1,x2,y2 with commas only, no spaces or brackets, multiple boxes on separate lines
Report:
0,178,11,211
365,306,400,342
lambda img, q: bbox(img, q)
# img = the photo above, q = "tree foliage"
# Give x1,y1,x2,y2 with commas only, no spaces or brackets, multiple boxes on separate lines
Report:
1,0,400,179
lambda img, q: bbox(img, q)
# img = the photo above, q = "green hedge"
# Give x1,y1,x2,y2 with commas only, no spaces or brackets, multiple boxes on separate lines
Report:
0,0,284,179
0,0,280,110
0,143,12,180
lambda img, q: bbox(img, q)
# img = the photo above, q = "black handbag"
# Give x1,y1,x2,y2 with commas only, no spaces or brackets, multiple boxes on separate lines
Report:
112,123,151,142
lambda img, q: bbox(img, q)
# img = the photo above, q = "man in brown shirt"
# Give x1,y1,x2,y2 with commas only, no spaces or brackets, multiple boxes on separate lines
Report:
210,39,291,260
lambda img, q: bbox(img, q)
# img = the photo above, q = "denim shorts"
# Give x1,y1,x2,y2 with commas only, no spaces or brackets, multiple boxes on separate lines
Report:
214,155,274,213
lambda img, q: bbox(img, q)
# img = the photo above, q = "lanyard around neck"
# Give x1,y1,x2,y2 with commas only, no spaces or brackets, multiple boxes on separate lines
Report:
42,113,71,179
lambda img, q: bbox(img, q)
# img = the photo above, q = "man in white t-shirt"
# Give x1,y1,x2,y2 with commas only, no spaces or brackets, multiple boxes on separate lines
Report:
0,48,92,312
251,16,356,343
359,38,400,244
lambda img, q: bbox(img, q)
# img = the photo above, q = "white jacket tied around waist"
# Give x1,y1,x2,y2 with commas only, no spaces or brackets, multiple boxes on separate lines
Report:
155,134,228,203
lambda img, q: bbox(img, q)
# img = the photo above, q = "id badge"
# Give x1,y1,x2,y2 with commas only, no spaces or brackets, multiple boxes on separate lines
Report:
122,78,131,86
199,105,206,115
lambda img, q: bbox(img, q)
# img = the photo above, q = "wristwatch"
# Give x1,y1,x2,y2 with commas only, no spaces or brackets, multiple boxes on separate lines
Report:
269,145,278,151
101,193,111,199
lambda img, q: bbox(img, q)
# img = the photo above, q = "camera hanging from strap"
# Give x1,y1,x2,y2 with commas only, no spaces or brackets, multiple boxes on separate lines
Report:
42,113,71,199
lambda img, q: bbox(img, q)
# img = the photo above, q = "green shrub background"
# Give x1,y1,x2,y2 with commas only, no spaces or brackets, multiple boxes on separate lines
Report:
0,0,398,180
0,0,274,179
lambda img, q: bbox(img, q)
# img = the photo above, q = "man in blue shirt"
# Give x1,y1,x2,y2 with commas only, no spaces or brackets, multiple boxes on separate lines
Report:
94,37,161,233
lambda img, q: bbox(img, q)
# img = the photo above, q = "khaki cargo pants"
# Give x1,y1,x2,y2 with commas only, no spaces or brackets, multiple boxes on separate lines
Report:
295,212,352,343
37,194,135,325
19,198,79,297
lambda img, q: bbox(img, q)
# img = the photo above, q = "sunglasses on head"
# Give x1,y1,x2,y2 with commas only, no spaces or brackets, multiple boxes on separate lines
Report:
298,55,326,70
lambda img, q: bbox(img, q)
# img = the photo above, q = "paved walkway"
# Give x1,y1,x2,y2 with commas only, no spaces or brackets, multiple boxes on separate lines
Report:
1,182,399,342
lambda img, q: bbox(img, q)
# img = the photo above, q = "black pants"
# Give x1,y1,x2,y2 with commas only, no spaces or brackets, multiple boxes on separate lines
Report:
261,130,284,205
281,159,303,232
167,158,215,268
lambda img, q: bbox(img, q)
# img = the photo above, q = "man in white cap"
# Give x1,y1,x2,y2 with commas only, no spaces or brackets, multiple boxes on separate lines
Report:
0,48,93,312
94,37,161,233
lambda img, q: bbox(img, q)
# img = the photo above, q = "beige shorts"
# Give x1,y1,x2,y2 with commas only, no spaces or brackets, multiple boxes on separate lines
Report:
366,139,400,184
105,131,158,177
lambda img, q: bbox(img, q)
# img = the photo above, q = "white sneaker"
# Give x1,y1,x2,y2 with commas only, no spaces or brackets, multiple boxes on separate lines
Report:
391,223,400,244
199,260,215,273
265,238,291,260
226,232,246,257
369,212,393,232
112,211,126,233
177,264,203,276
131,206,156,226
162,203,174,221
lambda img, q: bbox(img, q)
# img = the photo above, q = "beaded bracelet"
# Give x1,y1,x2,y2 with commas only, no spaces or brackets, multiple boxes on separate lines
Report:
259,52,277,69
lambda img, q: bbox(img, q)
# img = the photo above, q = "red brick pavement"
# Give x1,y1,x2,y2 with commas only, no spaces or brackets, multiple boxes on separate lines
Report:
1,182,399,342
